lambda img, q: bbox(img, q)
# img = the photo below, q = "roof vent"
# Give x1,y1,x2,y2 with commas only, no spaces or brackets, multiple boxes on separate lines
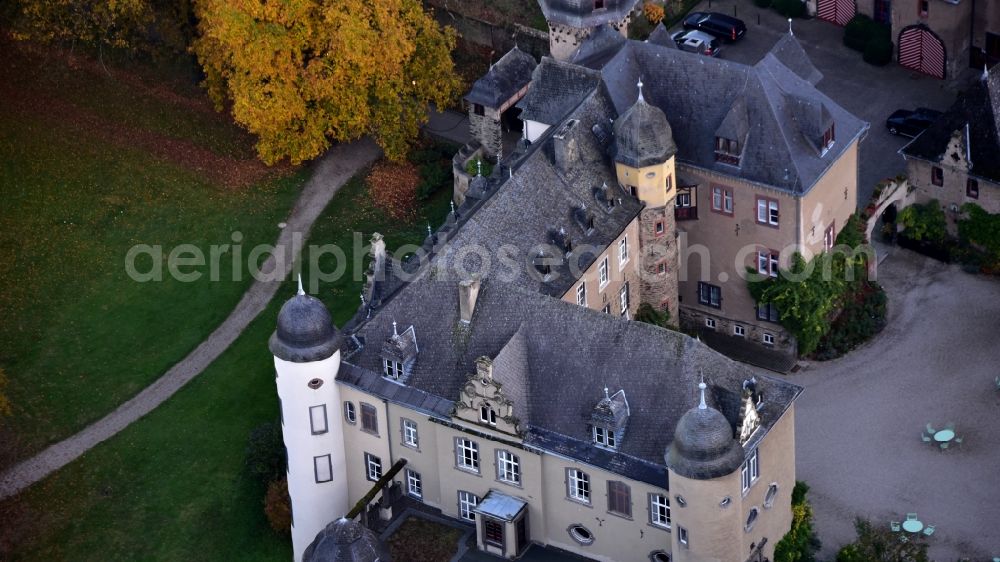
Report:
552,119,580,173
531,250,562,281
549,227,573,254
572,206,595,233
458,277,481,323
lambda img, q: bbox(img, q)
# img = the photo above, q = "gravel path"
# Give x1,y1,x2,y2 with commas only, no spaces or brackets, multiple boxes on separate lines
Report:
0,138,381,500
792,249,1000,560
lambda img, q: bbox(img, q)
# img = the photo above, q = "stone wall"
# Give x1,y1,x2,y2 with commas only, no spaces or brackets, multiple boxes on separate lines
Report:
452,142,485,207
678,307,797,355
637,205,679,324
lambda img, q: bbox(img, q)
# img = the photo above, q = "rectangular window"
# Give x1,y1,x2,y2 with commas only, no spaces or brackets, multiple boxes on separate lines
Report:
473,103,485,116
705,317,716,329
618,237,629,269
497,450,521,485
931,166,943,186
678,526,689,546
757,302,780,323
344,401,356,424
480,406,497,426
725,190,733,214
456,438,480,472
619,283,630,318
593,426,616,449
458,491,479,521
676,191,691,207
607,481,631,517
314,454,333,483
383,358,404,379
655,221,665,234
361,403,378,434
918,0,928,17
822,124,835,151
824,223,836,251
650,494,671,528
757,251,779,278
406,469,422,498
402,418,418,448
365,453,382,482
602,303,611,314
712,186,722,210
567,468,591,503
756,197,779,226
665,173,673,194
576,282,587,307
967,178,979,199
483,519,504,546
734,324,745,337
715,137,740,165
309,405,328,435
698,282,721,308
741,449,760,493
599,257,609,288
763,332,775,345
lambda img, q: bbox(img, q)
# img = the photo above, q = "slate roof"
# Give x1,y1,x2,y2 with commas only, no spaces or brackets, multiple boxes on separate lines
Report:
270,293,341,363
645,24,678,49
465,47,538,108
538,0,641,28
571,24,628,68
613,93,678,168
303,518,390,562
901,69,1000,184
517,58,602,125
441,87,644,299
769,33,823,86
339,276,802,487
587,40,867,194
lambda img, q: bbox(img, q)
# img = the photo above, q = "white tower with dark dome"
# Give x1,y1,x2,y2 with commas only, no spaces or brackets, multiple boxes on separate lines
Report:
270,278,348,562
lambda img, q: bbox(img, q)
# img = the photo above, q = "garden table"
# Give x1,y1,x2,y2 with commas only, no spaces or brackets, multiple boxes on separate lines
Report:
902,520,923,533
934,429,955,442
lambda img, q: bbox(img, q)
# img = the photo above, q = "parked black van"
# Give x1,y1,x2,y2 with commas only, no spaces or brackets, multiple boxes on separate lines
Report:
682,12,747,42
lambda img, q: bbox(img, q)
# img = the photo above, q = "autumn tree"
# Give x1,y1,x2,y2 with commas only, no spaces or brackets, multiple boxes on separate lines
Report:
192,0,462,164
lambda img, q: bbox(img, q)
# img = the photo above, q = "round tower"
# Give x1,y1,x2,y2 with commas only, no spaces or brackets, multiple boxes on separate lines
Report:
303,518,391,562
270,278,347,562
665,382,746,562
613,81,679,321
538,0,640,60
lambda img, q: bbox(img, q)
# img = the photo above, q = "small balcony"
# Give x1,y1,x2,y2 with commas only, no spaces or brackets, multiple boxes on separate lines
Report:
675,206,698,221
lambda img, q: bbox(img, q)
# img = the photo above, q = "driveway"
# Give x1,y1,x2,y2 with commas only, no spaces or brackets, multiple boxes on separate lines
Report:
677,1,957,207
788,250,1000,559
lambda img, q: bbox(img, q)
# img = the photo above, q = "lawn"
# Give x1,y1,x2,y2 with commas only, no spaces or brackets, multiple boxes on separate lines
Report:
387,517,465,562
1,170,454,560
0,42,304,466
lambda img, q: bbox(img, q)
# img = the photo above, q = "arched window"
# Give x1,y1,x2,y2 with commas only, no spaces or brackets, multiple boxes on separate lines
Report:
745,507,759,532
649,551,671,562
764,483,779,508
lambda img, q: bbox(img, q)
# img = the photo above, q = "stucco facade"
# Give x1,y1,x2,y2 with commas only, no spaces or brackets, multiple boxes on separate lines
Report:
559,216,643,318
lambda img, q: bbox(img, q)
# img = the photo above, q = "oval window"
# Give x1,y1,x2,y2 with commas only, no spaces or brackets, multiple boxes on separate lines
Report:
567,524,594,545
764,483,779,508
650,551,671,562
745,507,759,532
646,172,656,178
674,494,687,507
307,378,323,389
719,496,732,508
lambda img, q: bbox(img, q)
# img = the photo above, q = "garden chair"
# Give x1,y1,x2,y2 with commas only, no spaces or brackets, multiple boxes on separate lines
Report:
954,436,963,446
899,535,909,543
921,433,932,443
906,513,918,521
926,423,936,434
923,525,935,537
890,521,901,532
940,442,950,451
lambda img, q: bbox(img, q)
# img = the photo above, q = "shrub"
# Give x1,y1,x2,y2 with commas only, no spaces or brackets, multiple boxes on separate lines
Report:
774,481,821,562
464,157,493,177
844,15,876,51
754,0,772,7
772,0,805,18
417,161,450,200
264,477,292,535
634,303,671,328
863,35,893,66
836,518,929,562
959,203,1000,261
245,421,286,486
367,161,420,222
898,200,946,243
644,2,665,24
813,282,887,360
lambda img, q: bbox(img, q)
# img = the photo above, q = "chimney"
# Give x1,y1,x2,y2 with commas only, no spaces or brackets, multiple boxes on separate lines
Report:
476,356,493,381
552,119,579,173
370,232,387,277
458,277,481,323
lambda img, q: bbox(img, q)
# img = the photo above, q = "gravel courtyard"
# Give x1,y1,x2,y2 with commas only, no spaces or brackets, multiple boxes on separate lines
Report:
790,249,1000,560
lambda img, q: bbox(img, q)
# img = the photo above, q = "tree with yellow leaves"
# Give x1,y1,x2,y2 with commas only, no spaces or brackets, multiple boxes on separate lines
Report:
192,0,462,164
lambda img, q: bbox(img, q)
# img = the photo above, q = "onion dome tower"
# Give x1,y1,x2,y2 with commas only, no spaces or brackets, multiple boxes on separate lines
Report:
270,277,348,562
667,381,744,479
303,518,391,562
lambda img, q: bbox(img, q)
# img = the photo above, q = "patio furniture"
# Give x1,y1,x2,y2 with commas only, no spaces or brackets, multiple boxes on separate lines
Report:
940,442,950,451
921,434,932,443
890,521,901,532
954,436,963,446
934,429,955,442
926,423,936,434
995,376,1000,390
945,421,955,431
902,519,923,533
906,513,918,521
923,525,935,537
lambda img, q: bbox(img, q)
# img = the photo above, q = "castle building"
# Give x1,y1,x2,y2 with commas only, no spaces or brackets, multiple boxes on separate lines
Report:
900,67,1000,232
460,7,867,363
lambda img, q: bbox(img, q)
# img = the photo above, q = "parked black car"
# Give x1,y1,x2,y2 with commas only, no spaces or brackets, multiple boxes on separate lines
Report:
885,108,942,137
682,12,747,42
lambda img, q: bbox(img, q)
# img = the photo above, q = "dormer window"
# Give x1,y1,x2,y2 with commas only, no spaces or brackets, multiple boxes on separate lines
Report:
715,137,740,166
821,123,835,154
594,0,605,9
480,405,497,426
383,358,404,379
593,426,616,449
